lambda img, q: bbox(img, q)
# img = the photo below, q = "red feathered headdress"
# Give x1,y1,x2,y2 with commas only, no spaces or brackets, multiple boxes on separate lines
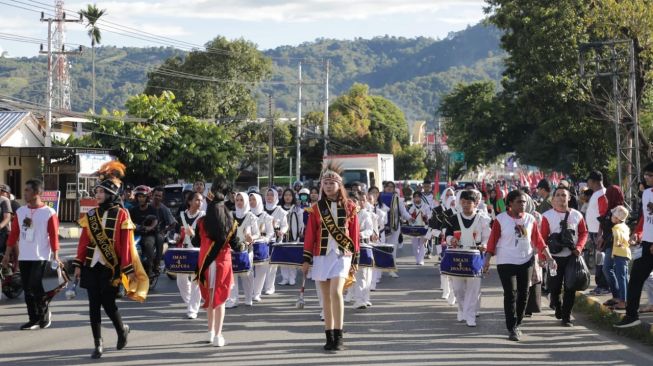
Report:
96,160,126,187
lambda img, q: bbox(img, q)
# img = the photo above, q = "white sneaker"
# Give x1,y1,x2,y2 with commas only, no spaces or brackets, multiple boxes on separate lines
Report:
263,289,274,295
225,300,238,309
365,301,372,307
389,272,399,278
187,312,198,319
353,301,367,309
289,280,296,286
244,301,253,306
278,279,289,286
320,311,324,321
207,331,215,344
418,262,424,266
213,334,226,347
466,321,476,327
253,296,262,302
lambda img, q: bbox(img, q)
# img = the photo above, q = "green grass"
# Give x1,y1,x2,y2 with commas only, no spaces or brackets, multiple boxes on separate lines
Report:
574,292,653,346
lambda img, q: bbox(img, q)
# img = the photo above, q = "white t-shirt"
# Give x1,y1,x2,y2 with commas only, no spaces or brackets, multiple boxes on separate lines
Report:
11,205,59,261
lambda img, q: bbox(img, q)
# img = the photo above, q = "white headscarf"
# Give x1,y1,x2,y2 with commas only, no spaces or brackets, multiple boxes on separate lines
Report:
441,187,456,210
249,193,264,216
234,192,250,219
265,188,279,211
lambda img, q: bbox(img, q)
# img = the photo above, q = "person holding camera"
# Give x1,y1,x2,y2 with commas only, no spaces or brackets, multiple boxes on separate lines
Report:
540,186,588,327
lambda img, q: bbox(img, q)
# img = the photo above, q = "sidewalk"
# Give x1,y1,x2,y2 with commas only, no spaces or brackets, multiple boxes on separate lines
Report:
574,272,653,343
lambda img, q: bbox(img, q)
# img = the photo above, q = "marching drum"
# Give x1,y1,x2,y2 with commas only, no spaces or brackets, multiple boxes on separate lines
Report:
400,225,429,237
440,248,483,277
359,244,374,268
252,240,270,264
372,244,396,271
270,242,304,267
164,247,200,274
232,250,252,274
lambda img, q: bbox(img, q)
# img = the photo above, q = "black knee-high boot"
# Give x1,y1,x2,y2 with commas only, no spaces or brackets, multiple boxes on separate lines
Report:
90,322,103,359
108,311,129,350
323,330,334,351
333,329,344,351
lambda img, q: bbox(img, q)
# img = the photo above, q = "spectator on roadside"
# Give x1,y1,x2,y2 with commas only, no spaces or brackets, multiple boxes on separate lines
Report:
602,205,631,310
579,188,593,216
586,171,610,295
615,162,653,327
535,179,552,214
0,184,14,256
193,180,208,212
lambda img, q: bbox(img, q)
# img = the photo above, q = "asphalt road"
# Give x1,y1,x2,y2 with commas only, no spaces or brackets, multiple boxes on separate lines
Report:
1,242,653,366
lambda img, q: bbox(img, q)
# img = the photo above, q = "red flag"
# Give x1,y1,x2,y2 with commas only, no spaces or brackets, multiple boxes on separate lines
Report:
433,170,440,200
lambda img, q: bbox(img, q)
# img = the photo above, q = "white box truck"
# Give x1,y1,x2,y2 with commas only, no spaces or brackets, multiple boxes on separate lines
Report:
324,154,394,189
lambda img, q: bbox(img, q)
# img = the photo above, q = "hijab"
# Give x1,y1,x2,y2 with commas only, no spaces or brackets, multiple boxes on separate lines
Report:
234,192,250,219
250,193,264,216
265,188,279,212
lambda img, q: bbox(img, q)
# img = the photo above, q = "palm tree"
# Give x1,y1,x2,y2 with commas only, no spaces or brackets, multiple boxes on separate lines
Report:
80,4,106,115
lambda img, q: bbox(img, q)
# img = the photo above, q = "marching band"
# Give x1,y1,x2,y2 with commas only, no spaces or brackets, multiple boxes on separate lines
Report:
6,160,620,358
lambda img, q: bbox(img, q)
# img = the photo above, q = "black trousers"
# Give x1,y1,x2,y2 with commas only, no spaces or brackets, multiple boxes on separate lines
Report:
626,241,653,318
548,255,577,322
18,260,47,322
81,264,124,339
497,258,533,332
140,233,162,275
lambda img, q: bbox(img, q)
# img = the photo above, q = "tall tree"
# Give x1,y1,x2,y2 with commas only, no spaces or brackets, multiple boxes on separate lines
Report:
80,4,106,115
145,36,272,120
439,81,507,169
484,0,614,175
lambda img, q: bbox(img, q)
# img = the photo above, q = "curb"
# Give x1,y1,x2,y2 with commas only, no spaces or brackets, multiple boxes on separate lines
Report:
575,291,653,345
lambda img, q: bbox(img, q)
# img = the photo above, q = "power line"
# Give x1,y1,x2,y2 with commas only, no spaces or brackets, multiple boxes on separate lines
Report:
20,0,326,64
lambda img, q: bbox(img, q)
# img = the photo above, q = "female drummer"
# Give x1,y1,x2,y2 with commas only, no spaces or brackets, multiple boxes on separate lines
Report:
407,192,432,266
263,188,289,294
194,176,238,347
226,192,260,308
176,192,205,319
483,190,557,342
249,193,275,301
280,188,302,285
302,166,360,351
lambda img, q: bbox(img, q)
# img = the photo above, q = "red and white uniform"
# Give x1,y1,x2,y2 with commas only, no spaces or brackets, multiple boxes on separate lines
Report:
8,204,59,261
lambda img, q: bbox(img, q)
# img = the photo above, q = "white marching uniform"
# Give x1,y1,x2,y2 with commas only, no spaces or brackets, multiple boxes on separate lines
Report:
445,210,491,326
263,204,288,294
385,193,412,276
227,195,261,308
352,209,375,308
371,204,388,289
439,189,457,305
250,194,276,300
280,204,303,285
408,203,432,265
176,209,204,318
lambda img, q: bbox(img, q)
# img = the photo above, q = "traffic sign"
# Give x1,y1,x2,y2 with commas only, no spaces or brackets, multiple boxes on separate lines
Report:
450,151,465,162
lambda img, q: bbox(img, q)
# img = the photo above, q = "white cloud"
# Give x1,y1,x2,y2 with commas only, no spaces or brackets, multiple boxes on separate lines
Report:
73,0,485,23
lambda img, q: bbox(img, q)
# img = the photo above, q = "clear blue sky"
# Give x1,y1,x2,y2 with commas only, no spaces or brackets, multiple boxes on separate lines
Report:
0,0,486,57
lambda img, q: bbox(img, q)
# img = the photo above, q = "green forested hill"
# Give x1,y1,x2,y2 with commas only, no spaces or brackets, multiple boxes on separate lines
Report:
0,22,503,121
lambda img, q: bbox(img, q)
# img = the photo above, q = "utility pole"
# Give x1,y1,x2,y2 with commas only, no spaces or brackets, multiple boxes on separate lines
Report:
296,61,302,182
323,59,330,157
579,40,641,208
267,94,275,187
289,157,293,187
40,8,82,146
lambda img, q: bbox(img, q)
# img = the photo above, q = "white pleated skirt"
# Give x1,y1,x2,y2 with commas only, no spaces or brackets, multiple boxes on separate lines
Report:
311,250,352,282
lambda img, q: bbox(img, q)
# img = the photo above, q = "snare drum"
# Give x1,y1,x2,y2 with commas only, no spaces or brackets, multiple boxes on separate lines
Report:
164,247,200,274
252,241,270,264
232,250,252,274
401,225,429,237
440,248,483,277
270,242,304,267
359,244,374,268
372,244,396,271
